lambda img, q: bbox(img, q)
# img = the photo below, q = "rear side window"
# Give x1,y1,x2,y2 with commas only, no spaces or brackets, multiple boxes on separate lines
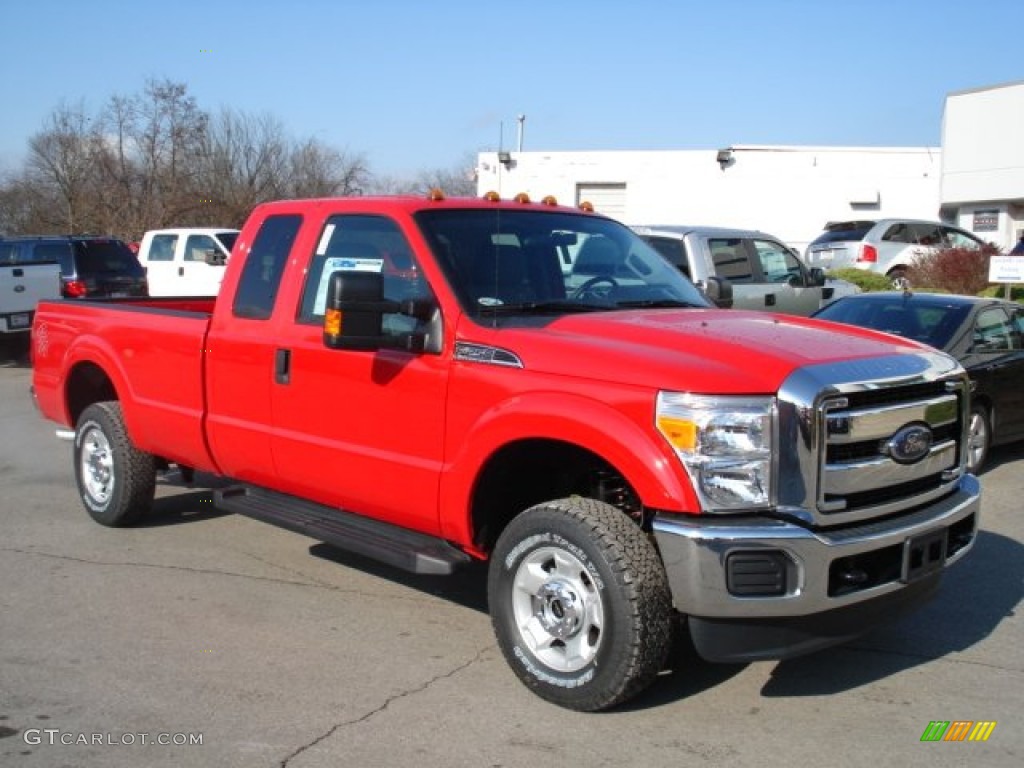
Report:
643,236,690,278
709,238,754,283
72,240,144,276
147,234,178,261
810,222,874,246
31,242,75,273
233,214,303,320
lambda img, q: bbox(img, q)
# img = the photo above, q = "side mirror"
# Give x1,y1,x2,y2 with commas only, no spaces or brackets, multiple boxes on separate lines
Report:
205,250,227,266
323,270,432,352
703,275,733,309
806,267,826,287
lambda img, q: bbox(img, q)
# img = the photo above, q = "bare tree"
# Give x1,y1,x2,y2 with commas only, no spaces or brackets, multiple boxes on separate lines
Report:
26,102,103,232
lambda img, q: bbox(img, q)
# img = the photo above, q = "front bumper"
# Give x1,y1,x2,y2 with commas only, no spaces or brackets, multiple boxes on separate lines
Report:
652,473,980,661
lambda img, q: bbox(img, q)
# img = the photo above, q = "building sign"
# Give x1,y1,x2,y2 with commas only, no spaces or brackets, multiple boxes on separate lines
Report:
989,256,1024,283
973,209,999,232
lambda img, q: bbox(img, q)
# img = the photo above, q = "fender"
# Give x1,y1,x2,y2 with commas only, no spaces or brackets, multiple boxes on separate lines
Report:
438,390,699,546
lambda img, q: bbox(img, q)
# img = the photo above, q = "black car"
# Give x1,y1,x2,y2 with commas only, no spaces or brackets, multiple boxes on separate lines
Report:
0,236,147,299
812,291,1024,472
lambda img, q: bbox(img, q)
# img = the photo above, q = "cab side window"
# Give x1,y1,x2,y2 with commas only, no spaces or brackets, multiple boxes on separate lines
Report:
233,215,303,320
973,307,1015,352
644,236,690,278
298,215,430,338
752,239,801,283
184,234,220,262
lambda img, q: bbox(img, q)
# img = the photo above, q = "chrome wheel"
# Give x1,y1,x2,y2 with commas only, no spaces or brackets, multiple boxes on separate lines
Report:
966,406,989,473
80,424,114,505
510,546,604,672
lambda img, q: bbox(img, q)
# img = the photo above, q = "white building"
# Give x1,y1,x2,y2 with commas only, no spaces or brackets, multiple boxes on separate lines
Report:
940,80,1024,250
477,146,942,253
476,80,1024,254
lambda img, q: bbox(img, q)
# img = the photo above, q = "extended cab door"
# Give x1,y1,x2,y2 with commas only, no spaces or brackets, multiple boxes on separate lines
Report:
267,212,448,535
140,233,179,297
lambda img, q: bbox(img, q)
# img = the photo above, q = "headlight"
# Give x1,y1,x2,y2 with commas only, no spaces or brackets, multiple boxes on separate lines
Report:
656,392,774,513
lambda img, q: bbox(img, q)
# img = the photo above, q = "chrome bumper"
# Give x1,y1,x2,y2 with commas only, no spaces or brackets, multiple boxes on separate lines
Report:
652,474,980,621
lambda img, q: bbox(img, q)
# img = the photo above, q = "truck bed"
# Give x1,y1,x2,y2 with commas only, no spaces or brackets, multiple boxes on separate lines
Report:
31,296,219,473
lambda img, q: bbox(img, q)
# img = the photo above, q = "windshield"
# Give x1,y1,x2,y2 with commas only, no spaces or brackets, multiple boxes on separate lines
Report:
816,296,971,349
414,209,710,318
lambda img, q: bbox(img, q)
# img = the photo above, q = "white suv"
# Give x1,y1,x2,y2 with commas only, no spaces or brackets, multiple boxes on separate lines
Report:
804,219,985,285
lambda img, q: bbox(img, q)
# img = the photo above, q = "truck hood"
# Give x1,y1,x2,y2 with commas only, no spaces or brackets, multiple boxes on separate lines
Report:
476,309,929,394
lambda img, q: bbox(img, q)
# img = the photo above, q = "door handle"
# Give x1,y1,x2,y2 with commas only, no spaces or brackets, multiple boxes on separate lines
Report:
274,348,291,385
178,266,185,276
765,293,776,306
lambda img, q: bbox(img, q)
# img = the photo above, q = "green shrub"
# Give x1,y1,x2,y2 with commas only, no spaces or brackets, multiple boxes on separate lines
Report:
979,284,1024,302
826,268,894,293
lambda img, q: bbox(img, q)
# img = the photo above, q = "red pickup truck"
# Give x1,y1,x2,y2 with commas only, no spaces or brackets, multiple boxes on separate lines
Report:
31,192,981,711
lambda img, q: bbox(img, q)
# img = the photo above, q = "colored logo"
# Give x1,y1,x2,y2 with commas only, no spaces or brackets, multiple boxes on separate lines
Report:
920,721,996,742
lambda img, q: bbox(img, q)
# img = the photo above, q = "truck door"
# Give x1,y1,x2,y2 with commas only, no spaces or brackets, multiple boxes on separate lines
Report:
748,238,822,316
142,233,179,297
268,213,448,535
205,213,305,488
180,233,228,296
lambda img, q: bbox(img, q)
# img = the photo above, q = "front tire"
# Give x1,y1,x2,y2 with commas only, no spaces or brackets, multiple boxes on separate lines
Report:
487,498,673,711
74,402,156,526
966,404,990,474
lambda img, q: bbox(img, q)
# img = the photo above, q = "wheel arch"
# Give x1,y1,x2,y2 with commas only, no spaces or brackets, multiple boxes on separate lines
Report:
439,391,698,554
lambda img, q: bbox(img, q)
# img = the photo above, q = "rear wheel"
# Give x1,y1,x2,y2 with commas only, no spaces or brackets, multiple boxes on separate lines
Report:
74,402,156,526
966,404,990,474
887,267,910,290
487,497,673,711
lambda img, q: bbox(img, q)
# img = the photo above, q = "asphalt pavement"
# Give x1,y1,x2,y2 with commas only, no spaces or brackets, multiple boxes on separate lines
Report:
1,354,1021,768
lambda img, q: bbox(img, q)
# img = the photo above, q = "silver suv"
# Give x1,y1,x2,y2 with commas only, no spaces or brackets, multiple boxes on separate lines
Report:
804,219,985,285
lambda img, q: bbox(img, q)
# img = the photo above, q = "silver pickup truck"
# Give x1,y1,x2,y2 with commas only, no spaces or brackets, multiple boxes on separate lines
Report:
634,225,859,315
0,242,61,339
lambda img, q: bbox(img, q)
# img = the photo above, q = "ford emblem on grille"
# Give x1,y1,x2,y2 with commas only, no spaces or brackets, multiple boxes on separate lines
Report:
885,424,933,464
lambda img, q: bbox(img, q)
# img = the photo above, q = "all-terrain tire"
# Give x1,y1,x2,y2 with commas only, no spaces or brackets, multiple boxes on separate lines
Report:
73,401,156,526
487,497,674,711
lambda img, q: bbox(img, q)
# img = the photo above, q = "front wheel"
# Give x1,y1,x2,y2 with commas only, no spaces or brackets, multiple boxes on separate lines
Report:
487,498,673,711
966,404,991,474
74,402,156,526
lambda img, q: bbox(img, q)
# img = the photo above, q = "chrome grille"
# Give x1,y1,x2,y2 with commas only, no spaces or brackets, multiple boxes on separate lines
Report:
776,352,969,528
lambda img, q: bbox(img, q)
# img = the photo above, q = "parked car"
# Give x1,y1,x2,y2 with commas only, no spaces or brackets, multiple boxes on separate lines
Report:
804,219,986,286
633,225,859,315
812,291,1024,472
137,228,239,296
0,236,147,299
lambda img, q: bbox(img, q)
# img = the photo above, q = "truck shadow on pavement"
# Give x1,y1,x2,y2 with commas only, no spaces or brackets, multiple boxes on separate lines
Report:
758,528,1023,698
141,471,233,527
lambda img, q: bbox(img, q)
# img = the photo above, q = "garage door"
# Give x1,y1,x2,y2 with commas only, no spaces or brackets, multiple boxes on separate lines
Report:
576,183,627,220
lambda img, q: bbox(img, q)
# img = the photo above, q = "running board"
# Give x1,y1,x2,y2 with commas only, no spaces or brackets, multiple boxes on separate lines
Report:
215,485,472,575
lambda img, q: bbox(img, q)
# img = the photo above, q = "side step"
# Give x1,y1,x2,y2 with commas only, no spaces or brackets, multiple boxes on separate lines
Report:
215,485,472,575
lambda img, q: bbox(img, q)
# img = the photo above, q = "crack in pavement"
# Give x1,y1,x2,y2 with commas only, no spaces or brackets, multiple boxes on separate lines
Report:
0,547,438,604
278,646,492,768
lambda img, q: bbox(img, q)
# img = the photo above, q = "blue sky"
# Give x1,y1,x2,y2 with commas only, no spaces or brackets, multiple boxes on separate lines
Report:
1,0,1022,179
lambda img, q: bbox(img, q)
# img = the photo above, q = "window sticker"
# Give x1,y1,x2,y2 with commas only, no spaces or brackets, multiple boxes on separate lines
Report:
316,224,336,256
312,256,385,315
